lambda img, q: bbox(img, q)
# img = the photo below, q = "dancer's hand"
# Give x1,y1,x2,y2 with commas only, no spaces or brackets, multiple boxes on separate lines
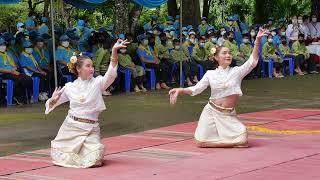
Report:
50,87,65,106
112,39,130,51
169,88,182,105
256,28,269,40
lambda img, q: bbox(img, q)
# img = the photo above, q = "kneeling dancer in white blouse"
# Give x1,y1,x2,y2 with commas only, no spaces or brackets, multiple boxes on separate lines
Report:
169,28,269,148
45,39,129,168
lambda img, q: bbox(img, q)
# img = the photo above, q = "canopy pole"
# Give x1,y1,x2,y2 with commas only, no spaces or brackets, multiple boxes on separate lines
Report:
179,0,183,87
50,0,58,87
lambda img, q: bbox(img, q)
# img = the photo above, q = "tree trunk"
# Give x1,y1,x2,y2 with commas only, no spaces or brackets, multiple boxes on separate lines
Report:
182,0,201,27
255,0,273,24
129,4,143,35
59,0,69,29
167,0,178,17
43,0,50,17
311,0,320,19
202,0,212,18
114,0,129,34
28,0,34,15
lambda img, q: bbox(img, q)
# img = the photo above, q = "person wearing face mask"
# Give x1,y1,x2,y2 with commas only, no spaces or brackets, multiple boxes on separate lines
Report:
144,15,158,33
262,34,284,78
38,17,49,35
174,15,180,31
223,31,243,66
56,35,76,77
170,39,199,86
2,32,19,65
118,47,147,92
33,37,51,74
279,36,304,75
292,34,318,74
165,16,175,29
19,40,51,101
183,32,197,57
137,34,170,90
239,34,253,63
92,32,114,96
0,37,33,105
217,28,227,46
307,14,320,40
286,15,310,42
270,28,282,45
192,36,215,72
205,29,218,57
152,26,161,46
249,29,257,44
198,17,210,36
155,33,174,80
15,22,27,37
25,12,37,32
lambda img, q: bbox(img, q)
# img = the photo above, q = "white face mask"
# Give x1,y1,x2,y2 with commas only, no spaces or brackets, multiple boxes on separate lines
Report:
211,37,217,43
153,30,159,35
174,45,180,50
61,41,69,47
221,31,226,36
25,48,33,54
18,27,24,32
268,38,273,43
298,19,303,24
228,21,233,25
143,39,149,46
250,31,256,37
271,32,276,36
120,49,127,53
168,40,173,45
199,42,205,47
312,18,317,23
0,45,6,52
242,39,249,43
292,19,298,24
201,20,206,24
189,38,195,44
281,31,286,36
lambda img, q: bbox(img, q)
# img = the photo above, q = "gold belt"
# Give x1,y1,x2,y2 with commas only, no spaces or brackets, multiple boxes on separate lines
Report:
69,115,97,124
209,101,234,113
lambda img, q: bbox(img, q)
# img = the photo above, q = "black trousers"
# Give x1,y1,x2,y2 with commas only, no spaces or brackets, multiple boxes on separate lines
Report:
1,73,33,101
32,72,53,92
145,62,170,83
175,59,199,79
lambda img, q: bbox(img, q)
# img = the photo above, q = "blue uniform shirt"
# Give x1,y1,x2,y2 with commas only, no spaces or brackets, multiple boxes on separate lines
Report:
25,17,36,30
19,52,38,76
0,52,16,75
38,24,49,35
55,46,74,68
32,47,50,69
137,45,156,63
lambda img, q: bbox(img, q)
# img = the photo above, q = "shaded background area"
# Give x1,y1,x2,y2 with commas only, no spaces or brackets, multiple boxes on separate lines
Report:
0,75,320,156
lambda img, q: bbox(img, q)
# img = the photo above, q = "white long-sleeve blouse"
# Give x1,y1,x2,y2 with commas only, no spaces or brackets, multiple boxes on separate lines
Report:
187,55,257,100
45,63,118,121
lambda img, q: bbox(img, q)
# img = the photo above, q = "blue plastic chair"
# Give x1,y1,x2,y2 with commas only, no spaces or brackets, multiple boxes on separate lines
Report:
4,79,14,106
139,60,156,90
31,77,40,103
260,55,274,79
117,66,132,93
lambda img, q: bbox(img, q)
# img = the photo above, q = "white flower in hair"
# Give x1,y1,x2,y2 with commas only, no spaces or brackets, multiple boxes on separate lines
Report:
210,47,217,56
79,52,83,57
70,55,77,64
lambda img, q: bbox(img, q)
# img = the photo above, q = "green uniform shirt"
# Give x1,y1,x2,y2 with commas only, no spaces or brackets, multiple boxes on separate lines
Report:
262,42,276,58
127,42,138,56
93,47,110,73
170,49,189,62
118,53,134,67
223,40,239,57
279,44,291,55
239,43,253,59
292,41,308,55
192,45,208,61
155,43,170,59
205,41,216,55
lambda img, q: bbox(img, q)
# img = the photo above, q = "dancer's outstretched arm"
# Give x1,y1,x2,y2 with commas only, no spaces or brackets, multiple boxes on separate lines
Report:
45,86,67,114
99,39,129,91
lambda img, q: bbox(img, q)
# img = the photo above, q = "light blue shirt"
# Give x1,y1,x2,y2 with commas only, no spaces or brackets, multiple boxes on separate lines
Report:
38,24,49,35
25,17,36,30
19,52,38,76
55,46,74,68
137,46,156,63
32,47,50,68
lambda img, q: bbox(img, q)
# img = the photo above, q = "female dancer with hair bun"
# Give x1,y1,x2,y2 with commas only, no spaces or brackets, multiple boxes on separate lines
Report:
45,39,129,168
169,28,269,148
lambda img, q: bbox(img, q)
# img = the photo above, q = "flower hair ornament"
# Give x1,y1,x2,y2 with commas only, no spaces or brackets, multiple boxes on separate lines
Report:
210,47,217,56
67,52,82,73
